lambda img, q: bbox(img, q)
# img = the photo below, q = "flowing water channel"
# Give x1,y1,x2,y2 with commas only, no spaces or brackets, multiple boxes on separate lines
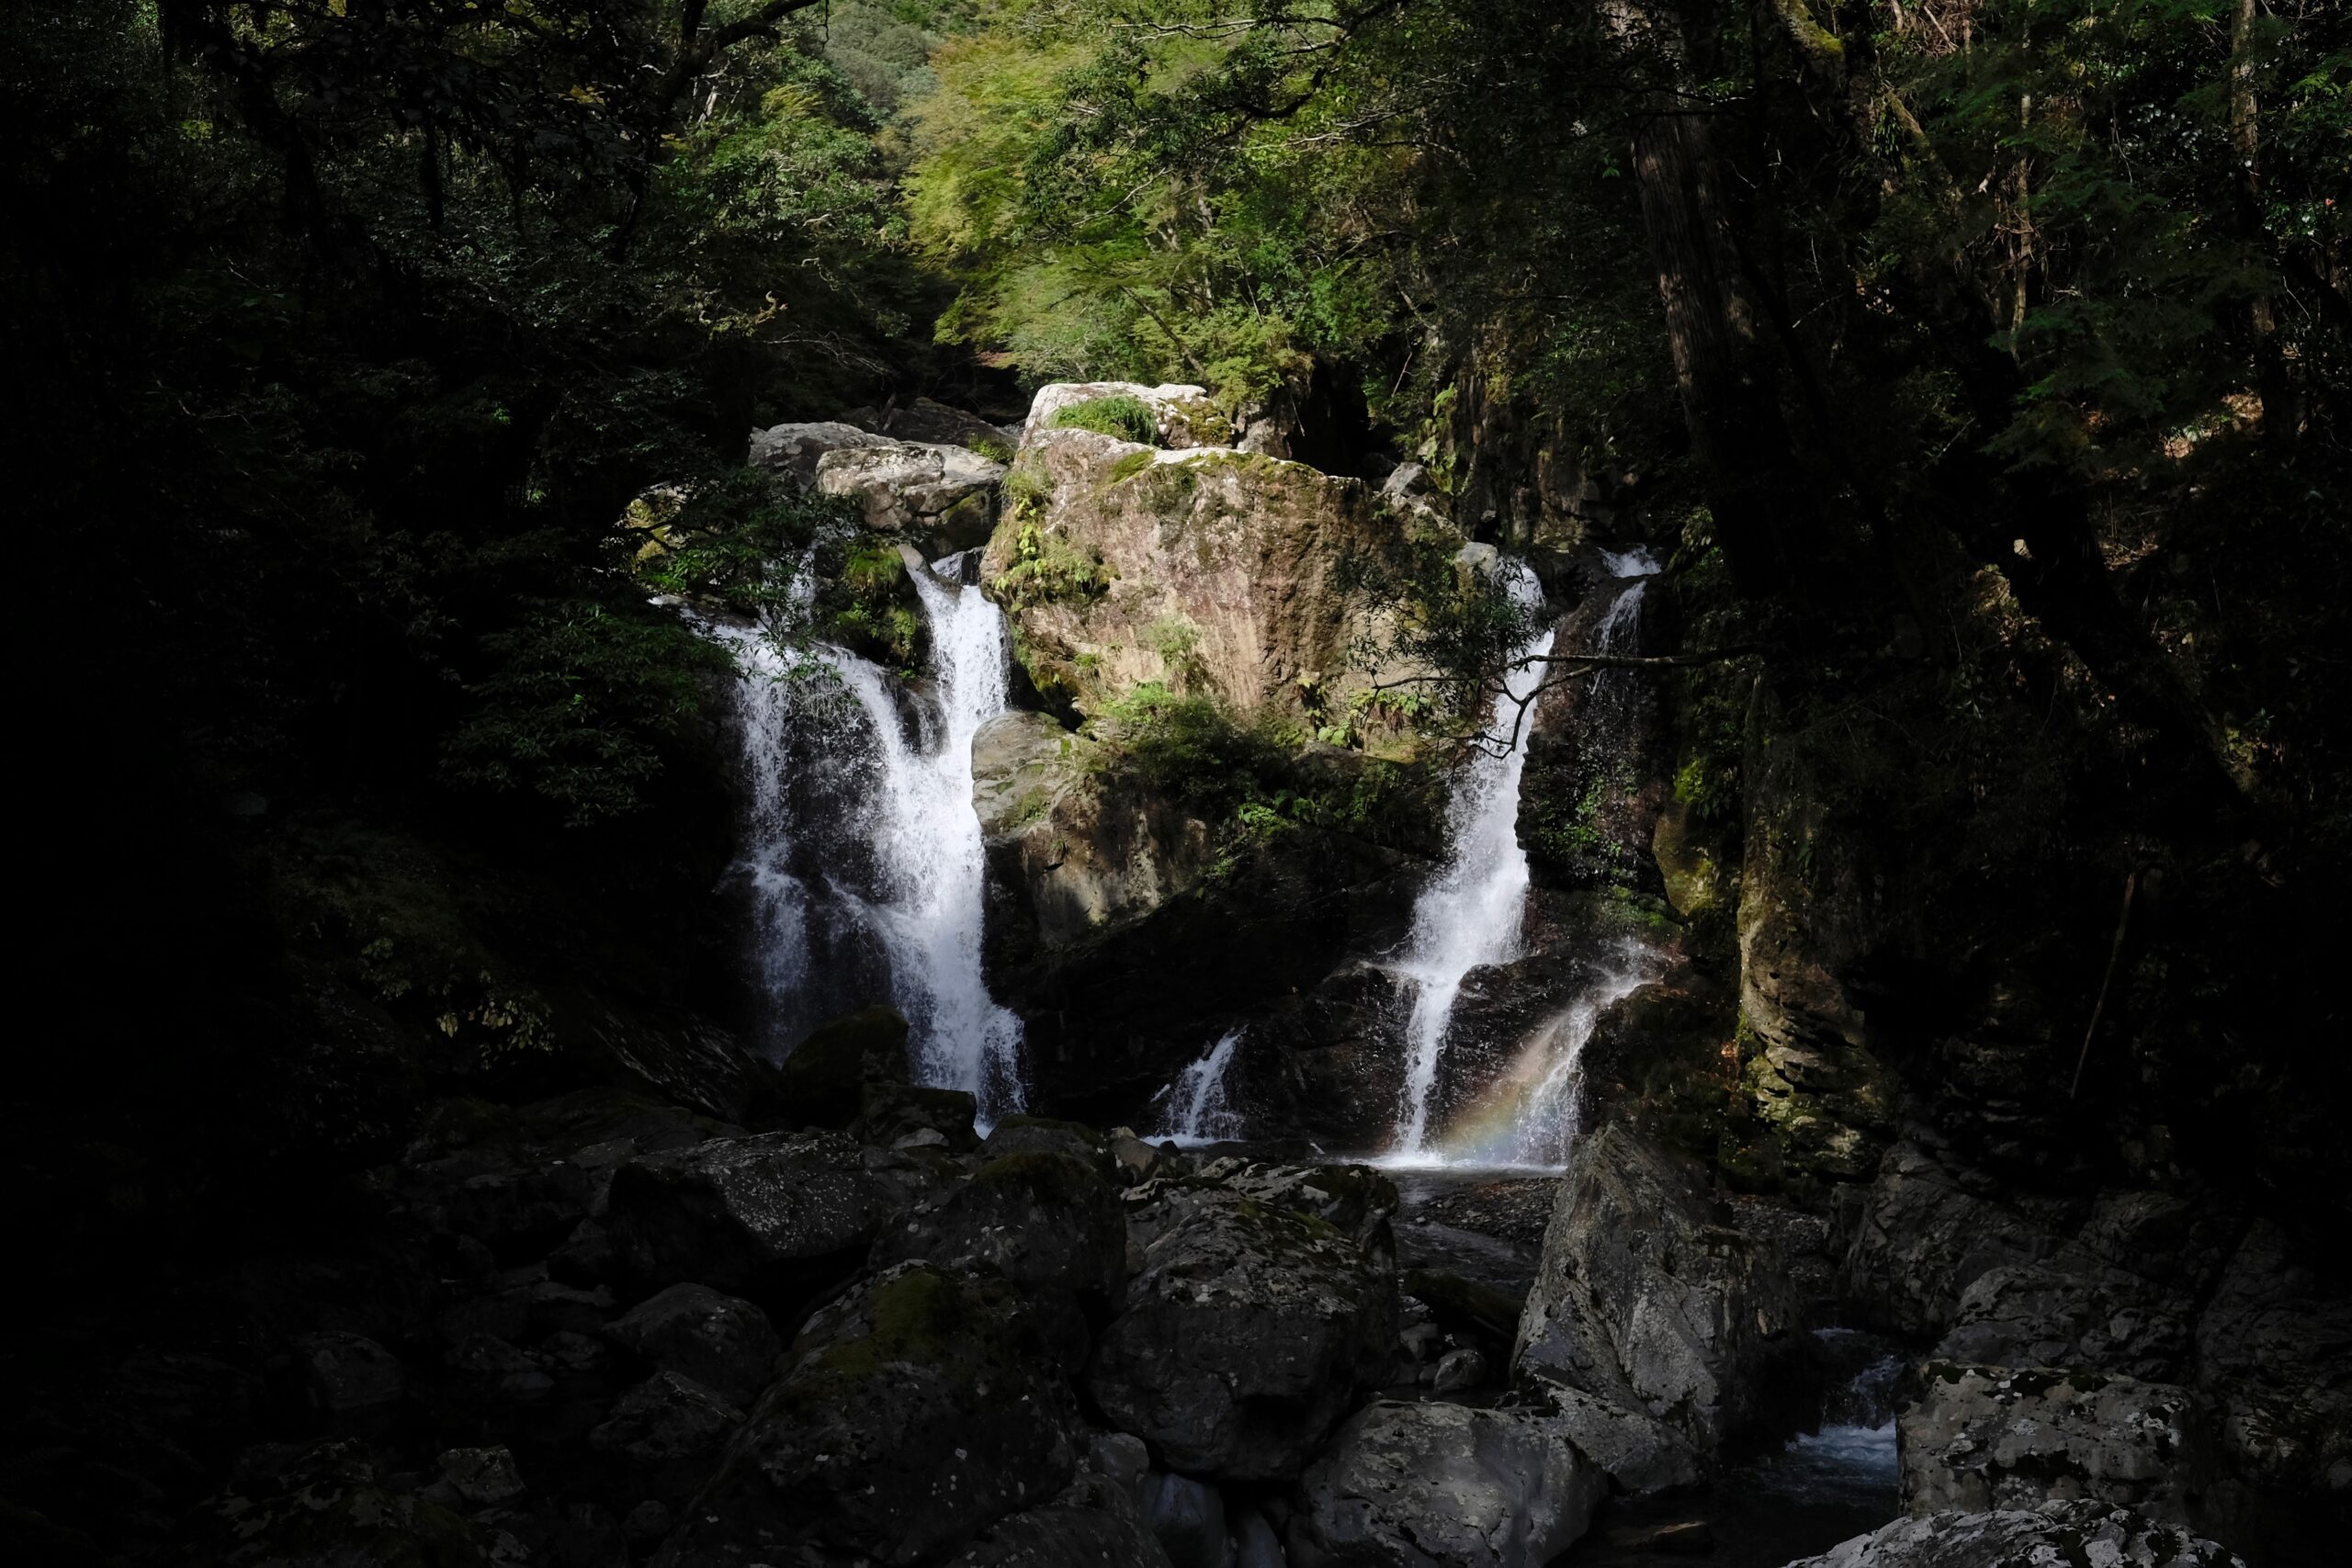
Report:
711,548,1027,1123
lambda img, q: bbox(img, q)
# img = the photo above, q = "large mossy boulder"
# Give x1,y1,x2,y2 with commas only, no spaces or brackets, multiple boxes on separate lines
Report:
773,1005,910,1130
972,709,1215,952
1512,1122,1804,1458
1288,1400,1606,1568
876,1151,1126,1304
984,386,1423,723
654,1263,1080,1568
1086,1179,1398,1482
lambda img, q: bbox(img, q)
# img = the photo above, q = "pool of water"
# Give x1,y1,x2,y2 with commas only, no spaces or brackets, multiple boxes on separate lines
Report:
1566,1419,1898,1566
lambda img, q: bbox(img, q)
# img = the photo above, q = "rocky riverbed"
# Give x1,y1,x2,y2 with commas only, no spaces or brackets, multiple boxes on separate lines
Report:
16,998,2318,1568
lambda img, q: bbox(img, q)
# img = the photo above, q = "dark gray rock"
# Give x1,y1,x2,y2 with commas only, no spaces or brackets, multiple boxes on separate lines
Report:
192,1440,512,1566
424,1445,526,1507
605,1283,780,1408
946,1469,1178,1568
876,1151,1125,1302
1838,1140,2063,1341
587,1371,743,1509
1783,1500,2247,1567
1932,1262,2192,1381
1088,1182,1397,1482
398,1089,739,1262
1137,1471,1225,1568
1898,1365,2217,1524
653,1263,1080,1567
854,1083,981,1153
604,1130,930,1293
1512,1122,1804,1456
295,1332,404,1414
1532,1383,1702,1496
1430,1347,1488,1394
2188,1220,2352,1504
747,421,889,483
1233,1505,1286,1568
1288,1400,1604,1568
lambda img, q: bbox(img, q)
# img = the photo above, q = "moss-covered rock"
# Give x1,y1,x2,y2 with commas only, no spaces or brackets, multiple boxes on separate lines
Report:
1086,1180,1398,1482
981,423,1422,724
656,1263,1080,1566
773,1005,910,1129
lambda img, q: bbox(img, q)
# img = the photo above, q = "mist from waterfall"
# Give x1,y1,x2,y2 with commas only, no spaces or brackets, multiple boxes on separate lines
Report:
1387,548,1662,1165
710,551,1026,1123
1430,942,1662,1168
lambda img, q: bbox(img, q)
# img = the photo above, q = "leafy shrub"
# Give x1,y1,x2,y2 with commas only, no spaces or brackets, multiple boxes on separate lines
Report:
443,602,733,826
1048,395,1159,445
989,520,1110,610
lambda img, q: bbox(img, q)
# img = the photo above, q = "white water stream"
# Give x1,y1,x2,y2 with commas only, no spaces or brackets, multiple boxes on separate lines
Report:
1387,560,1555,1156
1387,549,1662,1164
1150,1027,1247,1145
712,551,1026,1123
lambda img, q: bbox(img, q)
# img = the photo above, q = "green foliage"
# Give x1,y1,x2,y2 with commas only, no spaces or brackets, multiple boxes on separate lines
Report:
443,601,735,826
989,518,1110,610
641,472,860,619
1049,394,1160,444
1091,682,1436,863
268,818,555,1064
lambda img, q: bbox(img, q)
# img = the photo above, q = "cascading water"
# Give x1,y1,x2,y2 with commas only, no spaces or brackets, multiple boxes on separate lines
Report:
1389,560,1555,1157
711,549,1027,1123
1150,1027,1246,1145
1388,548,1664,1164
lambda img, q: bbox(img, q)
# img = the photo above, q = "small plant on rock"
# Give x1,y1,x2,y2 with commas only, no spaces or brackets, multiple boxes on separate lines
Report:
1048,395,1159,445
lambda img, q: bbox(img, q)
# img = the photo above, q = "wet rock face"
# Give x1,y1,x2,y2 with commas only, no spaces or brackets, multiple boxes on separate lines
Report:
1087,1179,1399,1482
1288,1400,1606,1568
656,1263,1080,1568
1785,1500,2248,1568
1899,1364,2217,1524
1513,1122,1804,1457
603,1130,931,1296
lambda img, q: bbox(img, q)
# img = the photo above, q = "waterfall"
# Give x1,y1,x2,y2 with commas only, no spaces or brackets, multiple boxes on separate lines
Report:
1389,560,1555,1156
710,552,1027,1123
1150,1028,1247,1145
1387,548,1662,1163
